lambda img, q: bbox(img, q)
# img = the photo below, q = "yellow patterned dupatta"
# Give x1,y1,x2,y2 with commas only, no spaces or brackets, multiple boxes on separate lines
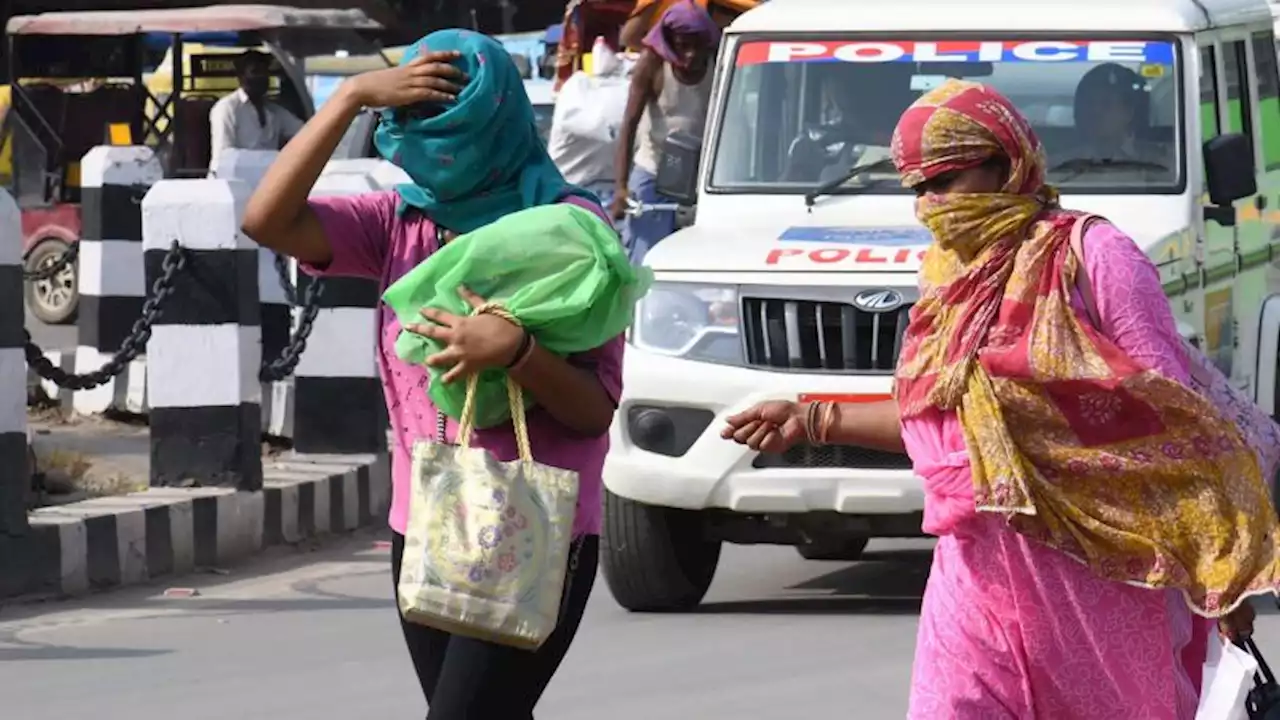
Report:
891,79,1280,616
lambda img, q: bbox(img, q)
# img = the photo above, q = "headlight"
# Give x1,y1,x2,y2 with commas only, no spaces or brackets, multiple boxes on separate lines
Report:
631,282,741,363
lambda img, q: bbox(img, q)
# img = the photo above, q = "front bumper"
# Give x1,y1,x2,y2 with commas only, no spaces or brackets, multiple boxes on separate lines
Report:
605,346,925,517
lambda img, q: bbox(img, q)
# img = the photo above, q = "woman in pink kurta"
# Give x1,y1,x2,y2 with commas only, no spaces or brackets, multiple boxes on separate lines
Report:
721,79,1275,718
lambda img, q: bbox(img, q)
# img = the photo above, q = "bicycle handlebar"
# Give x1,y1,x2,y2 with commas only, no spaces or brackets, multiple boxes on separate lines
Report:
625,197,684,218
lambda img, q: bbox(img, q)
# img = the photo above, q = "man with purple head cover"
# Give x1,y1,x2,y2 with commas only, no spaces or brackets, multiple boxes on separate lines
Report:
612,0,720,264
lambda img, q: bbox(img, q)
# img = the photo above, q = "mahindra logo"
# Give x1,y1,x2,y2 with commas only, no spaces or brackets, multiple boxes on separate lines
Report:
852,288,905,313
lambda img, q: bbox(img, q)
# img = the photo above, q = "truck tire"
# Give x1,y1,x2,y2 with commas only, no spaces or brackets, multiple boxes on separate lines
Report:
797,537,869,561
601,490,721,612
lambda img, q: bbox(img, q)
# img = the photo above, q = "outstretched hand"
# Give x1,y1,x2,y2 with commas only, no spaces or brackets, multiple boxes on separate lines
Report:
720,401,806,454
405,287,523,384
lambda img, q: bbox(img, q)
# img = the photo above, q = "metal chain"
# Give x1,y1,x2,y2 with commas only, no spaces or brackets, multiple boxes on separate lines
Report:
25,241,186,390
23,242,79,281
260,273,324,382
273,251,298,306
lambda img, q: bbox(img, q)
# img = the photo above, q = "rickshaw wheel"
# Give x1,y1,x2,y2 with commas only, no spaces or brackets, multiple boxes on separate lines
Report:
24,238,79,326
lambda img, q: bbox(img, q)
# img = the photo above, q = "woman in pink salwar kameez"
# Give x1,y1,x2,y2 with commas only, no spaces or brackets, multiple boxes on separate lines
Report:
721,80,1280,719
905,403,1205,718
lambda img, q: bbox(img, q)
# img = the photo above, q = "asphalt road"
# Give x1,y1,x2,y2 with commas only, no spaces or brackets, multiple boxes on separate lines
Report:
24,307,74,355
0,536,932,720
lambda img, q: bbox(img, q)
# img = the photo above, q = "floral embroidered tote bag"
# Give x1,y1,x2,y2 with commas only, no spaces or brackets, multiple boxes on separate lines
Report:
1070,214,1280,484
398,374,580,651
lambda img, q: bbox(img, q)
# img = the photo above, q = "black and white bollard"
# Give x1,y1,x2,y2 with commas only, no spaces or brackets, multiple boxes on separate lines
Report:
0,189,28,540
291,172,386,455
74,146,162,415
212,149,292,368
143,179,263,491
211,149,295,437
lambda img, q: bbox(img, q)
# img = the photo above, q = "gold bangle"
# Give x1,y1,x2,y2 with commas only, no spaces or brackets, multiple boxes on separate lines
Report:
818,401,837,445
804,401,822,446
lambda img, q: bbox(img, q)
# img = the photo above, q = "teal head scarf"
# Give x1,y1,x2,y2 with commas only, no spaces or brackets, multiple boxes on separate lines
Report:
374,29,597,234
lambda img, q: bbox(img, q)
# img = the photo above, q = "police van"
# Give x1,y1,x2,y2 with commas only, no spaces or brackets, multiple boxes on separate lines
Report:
600,0,1280,611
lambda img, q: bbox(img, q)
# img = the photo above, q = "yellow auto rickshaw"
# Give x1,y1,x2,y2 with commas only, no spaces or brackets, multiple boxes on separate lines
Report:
4,5,383,323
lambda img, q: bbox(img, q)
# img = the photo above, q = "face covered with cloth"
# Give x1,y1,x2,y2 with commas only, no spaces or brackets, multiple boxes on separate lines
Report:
890,78,1280,617
373,29,597,235
643,0,720,80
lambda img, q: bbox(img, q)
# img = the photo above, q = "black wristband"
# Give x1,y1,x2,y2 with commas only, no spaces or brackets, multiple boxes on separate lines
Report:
506,330,533,369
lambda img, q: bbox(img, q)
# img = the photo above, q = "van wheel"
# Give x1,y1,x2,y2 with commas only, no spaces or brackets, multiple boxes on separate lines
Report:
601,490,721,612
24,239,79,325
797,537,870,561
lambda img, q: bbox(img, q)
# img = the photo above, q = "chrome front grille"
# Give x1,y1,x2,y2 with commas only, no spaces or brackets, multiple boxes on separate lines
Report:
741,297,912,373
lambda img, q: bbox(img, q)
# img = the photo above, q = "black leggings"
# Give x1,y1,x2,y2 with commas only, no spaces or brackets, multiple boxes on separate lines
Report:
390,532,598,720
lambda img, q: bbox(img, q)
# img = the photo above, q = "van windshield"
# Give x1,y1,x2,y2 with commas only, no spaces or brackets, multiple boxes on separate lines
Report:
710,38,1182,194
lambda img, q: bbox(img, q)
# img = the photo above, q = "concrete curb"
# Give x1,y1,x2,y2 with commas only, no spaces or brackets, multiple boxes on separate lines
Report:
8,452,389,599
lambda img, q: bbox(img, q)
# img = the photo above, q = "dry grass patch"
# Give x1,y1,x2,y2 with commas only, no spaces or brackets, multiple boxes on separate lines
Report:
31,447,146,501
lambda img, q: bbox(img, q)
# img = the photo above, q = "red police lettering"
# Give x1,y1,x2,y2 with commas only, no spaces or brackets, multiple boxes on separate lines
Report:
765,248,804,264
766,245,929,265
810,248,850,263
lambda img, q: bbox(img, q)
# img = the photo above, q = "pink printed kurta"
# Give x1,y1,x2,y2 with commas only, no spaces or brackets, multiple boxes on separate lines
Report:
903,223,1213,719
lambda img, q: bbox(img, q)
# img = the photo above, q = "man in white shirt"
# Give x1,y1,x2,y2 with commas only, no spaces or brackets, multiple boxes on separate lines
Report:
208,51,304,172
547,39,631,210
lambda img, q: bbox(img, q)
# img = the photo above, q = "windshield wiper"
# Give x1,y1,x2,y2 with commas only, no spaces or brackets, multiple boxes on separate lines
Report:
804,158,898,208
1048,157,1171,183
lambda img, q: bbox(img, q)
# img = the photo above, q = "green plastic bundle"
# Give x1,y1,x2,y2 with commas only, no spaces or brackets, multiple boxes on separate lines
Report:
382,203,652,429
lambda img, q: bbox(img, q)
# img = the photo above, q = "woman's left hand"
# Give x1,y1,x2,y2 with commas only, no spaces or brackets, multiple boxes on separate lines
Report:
406,287,524,384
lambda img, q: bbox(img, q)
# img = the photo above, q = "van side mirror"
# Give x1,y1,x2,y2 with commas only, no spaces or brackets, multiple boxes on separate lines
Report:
1203,133,1256,226
655,131,702,206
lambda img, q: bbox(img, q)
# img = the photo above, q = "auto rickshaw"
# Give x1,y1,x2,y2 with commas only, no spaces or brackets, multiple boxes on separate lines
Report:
2,5,383,324
143,38,292,144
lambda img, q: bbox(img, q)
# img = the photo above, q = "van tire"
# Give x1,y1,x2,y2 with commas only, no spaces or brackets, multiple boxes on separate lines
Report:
601,490,720,612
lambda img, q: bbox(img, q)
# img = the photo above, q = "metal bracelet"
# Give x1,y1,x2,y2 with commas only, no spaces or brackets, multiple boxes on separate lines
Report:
817,401,837,446
505,330,533,369
806,400,829,447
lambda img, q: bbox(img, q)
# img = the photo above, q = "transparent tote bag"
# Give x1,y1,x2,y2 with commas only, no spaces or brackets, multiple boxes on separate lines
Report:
397,374,580,651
